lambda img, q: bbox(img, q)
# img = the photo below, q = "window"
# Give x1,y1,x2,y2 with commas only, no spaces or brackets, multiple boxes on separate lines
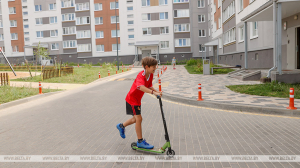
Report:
96,45,104,52
77,44,91,52
10,20,17,27
24,32,29,35
95,17,103,25
35,5,42,11
12,46,19,52
174,24,190,32
223,1,235,22
24,24,29,28
23,6,27,9
159,0,168,5
127,0,133,3
49,3,56,10
199,30,205,37
23,12,28,15
199,44,205,52
255,53,258,60
76,2,89,11
159,12,168,20
239,0,243,12
50,16,58,24
110,2,119,9
0,20,2,28
142,0,150,6
50,30,58,37
76,16,90,25
174,0,189,3
62,27,76,35
142,13,151,21
9,7,16,14
51,43,59,50
175,38,190,47
36,31,43,38
198,0,205,8
25,37,30,41
112,44,120,51
128,28,134,32
61,0,75,8
251,22,258,38
160,41,169,49
174,9,189,18
76,30,91,38
240,55,242,60
160,27,169,34
142,28,152,35
23,19,28,22
0,34,4,41
218,18,221,29
128,35,134,39
111,30,120,37
36,18,43,25
128,21,134,25
111,16,119,23
22,0,27,2
96,31,104,38
95,3,102,11
239,26,244,42
127,14,134,18
198,15,205,22
127,6,133,11
11,33,18,40
62,13,75,21
224,28,236,44
128,43,135,46
63,40,77,48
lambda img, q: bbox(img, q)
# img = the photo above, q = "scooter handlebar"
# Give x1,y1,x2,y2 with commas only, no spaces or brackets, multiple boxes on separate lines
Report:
156,95,161,99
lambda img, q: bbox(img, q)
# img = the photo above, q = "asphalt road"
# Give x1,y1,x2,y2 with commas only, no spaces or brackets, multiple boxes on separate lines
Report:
0,69,300,168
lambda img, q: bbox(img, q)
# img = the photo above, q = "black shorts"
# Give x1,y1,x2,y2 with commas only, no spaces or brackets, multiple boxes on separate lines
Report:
126,101,141,116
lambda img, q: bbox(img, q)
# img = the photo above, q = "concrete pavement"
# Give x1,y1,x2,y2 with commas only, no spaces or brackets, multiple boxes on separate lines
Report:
0,68,300,167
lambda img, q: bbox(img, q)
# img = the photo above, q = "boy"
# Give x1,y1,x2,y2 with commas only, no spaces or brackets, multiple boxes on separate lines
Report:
116,57,162,149
172,57,176,69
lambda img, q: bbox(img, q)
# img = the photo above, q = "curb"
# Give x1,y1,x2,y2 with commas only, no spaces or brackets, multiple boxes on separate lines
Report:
161,92,300,117
0,91,63,110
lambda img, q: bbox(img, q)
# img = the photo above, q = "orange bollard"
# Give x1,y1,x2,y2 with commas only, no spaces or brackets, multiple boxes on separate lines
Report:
287,88,297,110
127,66,129,71
99,72,101,78
116,69,118,74
159,79,162,92
39,81,43,94
197,83,204,101
108,70,110,76
157,70,159,78
78,64,79,68
122,68,124,72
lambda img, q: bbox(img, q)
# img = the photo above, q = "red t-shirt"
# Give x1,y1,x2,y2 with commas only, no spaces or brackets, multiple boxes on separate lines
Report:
125,70,153,106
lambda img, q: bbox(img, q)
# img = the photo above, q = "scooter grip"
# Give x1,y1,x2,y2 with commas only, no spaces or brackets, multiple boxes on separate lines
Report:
157,95,161,99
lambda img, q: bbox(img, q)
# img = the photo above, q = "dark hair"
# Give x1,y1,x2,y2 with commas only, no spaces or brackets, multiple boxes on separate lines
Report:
141,57,158,68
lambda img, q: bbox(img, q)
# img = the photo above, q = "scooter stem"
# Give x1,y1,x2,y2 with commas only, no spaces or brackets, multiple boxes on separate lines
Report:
158,97,170,142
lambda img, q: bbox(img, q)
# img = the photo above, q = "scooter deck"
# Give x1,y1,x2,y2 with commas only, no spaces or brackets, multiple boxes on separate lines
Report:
132,146,165,154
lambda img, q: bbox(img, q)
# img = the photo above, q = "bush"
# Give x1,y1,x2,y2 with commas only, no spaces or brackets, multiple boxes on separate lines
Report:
186,59,198,66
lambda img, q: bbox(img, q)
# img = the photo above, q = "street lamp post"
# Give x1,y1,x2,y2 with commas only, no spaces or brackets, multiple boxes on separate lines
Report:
115,0,119,70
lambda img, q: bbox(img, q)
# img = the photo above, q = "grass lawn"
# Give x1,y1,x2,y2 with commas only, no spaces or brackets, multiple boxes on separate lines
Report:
11,66,130,84
227,81,300,99
0,85,61,104
184,65,235,75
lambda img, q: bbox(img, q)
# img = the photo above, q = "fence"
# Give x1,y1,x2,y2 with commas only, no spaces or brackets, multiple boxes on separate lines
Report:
0,66,55,71
0,73,9,86
42,67,74,80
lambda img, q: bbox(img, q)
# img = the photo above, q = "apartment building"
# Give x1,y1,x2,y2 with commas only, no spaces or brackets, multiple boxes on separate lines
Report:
0,0,211,65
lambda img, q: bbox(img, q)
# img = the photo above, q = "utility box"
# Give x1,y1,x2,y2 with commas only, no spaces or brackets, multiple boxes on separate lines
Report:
203,59,210,75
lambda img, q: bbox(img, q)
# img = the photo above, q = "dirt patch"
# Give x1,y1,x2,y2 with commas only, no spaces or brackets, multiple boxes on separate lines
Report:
0,71,41,79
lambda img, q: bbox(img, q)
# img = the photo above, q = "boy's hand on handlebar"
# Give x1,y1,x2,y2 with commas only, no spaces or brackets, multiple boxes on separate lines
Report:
154,91,163,97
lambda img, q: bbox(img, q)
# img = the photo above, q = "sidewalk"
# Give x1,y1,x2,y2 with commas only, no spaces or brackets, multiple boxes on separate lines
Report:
153,65,300,114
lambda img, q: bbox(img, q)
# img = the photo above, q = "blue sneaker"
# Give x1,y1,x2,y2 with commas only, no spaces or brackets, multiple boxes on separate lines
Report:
116,123,125,139
137,139,154,149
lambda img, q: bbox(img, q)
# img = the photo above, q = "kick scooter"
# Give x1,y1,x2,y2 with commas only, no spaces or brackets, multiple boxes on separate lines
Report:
131,95,175,156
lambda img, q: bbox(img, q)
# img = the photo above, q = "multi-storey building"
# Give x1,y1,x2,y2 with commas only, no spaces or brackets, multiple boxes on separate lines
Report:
0,0,210,65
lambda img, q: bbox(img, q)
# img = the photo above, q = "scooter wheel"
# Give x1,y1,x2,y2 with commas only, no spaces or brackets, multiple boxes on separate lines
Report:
131,142,137,150
167,149,175,157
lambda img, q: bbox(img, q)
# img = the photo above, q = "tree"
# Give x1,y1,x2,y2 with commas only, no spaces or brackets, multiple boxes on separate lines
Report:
33,42,50,66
